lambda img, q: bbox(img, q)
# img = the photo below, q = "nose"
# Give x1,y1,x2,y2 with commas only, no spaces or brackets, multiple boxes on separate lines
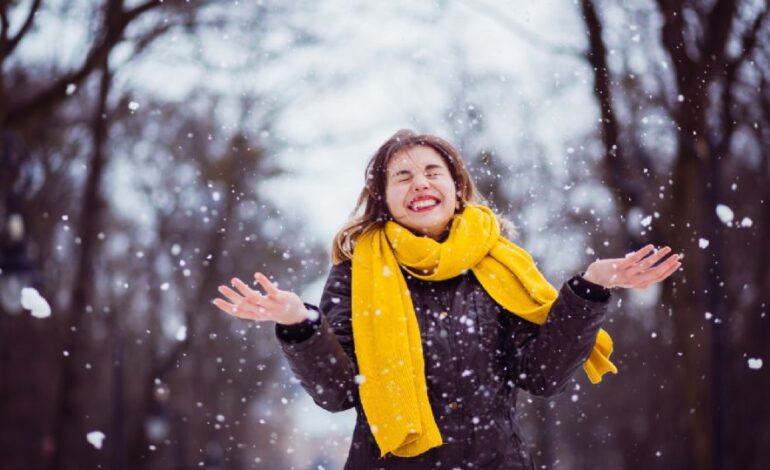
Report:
411,173,430,190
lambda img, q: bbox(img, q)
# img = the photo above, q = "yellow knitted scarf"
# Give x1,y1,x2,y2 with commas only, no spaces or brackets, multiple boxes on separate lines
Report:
351,204,617,458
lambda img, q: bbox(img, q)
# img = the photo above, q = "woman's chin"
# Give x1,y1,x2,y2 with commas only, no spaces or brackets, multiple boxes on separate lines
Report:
410,224,449,240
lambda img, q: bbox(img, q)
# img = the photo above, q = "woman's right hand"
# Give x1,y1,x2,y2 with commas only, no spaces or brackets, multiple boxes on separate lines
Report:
212,272,316,325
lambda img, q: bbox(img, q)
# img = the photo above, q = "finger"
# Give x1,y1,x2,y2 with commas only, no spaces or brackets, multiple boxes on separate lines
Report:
218,285,246,304
635,258,682,287
619,244,656,268
213,298,269,321
212,298,242,316
636,246,672,270
220,284,268,308
654,259,682,282
231,277,260,299
625,247,674,275
232,300,272,319
636,264,680,288
231,289,270,307
254,272,280,297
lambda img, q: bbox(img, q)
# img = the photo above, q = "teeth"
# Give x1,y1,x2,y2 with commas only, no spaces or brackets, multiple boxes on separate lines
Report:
411,199,439,210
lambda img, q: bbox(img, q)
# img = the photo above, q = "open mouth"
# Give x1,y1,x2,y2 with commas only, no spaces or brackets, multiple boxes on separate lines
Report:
408,197,441,213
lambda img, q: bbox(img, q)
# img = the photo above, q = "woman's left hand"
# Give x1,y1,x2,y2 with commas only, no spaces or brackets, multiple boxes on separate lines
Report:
582,244,682,289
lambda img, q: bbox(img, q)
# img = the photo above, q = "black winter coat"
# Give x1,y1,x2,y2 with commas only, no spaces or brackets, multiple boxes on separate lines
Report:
275,260,611,469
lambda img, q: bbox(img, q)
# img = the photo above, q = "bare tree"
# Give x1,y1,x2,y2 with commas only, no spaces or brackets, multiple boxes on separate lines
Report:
578,1,770,468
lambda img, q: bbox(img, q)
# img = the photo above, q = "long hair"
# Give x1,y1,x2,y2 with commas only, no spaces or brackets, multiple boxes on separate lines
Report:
331,129,518,264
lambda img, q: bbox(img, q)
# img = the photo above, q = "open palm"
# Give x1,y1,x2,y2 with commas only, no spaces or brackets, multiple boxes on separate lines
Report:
211,272,313,325
583,244,682,289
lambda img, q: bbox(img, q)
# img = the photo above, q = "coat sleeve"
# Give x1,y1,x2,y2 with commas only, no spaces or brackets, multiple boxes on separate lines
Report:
504,274,611,397
274,260,359,412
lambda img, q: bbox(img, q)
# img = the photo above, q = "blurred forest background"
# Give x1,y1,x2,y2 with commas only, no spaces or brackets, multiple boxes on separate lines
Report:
0,0,768,469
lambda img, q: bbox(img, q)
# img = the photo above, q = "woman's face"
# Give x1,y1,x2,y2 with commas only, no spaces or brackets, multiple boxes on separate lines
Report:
385,145,458,240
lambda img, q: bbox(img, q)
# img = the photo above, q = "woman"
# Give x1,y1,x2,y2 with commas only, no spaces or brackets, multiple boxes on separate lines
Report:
212,130,681,469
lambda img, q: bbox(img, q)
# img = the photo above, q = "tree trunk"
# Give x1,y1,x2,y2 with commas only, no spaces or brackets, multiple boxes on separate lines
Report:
49,58,112,470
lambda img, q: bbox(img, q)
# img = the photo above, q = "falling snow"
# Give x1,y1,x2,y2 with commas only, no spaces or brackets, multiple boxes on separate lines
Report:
20,288,51,318
715,204,734,225
305,308,320,321
86,431,105,449
175,326,187,341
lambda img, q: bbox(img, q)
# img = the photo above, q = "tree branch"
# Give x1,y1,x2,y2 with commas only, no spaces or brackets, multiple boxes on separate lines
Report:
3,0,166,127
0,0,43,59
0,3,9,46
728,5,769,73
654,0,697,93
580,1,643,203
702,0,740,67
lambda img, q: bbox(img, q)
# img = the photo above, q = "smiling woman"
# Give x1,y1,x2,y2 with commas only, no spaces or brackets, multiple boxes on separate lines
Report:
330,129,517,263
384,146,458,239
212,129,682,469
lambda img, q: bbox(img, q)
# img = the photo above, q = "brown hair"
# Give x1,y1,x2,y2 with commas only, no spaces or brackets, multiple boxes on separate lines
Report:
331,129,518,264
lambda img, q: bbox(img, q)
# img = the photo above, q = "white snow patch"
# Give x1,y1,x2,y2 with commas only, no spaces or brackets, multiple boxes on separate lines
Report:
175,325,187,341
21,288,51,318
305,307,319,321
715,204,734,225
86,431,105,449
748,358,763,370
640,214,652,227
740,217,753,228
698,238,710,249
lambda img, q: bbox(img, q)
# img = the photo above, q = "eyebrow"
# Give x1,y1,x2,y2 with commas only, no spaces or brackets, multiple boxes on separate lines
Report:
391,163,445,178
